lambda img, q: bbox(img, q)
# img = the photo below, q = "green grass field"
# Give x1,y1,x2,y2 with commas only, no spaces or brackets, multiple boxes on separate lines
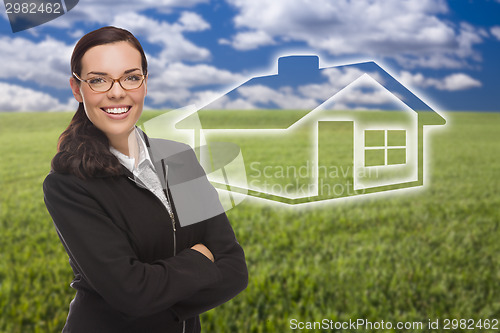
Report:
0,111,499,332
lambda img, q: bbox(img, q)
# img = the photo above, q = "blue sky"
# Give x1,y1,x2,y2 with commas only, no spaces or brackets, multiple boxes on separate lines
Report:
0,0,498,112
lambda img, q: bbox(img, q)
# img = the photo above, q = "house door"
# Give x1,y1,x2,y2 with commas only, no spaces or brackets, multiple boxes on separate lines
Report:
317,121,355,199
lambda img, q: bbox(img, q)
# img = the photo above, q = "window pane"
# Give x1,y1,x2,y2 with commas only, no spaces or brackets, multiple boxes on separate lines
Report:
387,148,406,165
365,149,385,166
365,130,385,147
387,130,406,147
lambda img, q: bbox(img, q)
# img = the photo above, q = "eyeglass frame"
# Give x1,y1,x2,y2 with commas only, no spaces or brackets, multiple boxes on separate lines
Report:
72,71,148,93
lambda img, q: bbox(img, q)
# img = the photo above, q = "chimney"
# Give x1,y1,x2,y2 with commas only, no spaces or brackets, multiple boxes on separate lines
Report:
278,55,319,76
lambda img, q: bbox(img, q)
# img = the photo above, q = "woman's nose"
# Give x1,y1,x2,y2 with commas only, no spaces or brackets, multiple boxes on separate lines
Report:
106,80,127,99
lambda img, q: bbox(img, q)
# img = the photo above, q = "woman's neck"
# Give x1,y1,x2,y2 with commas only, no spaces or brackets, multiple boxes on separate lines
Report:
108,129,139,161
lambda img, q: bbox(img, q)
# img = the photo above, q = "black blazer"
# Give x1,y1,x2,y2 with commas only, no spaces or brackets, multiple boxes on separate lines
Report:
43,133,248,333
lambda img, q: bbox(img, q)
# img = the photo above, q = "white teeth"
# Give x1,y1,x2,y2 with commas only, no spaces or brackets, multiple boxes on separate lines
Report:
103,107,129,114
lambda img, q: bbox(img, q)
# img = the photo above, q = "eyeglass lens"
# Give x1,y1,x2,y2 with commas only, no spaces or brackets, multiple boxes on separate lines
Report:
88,74,144,92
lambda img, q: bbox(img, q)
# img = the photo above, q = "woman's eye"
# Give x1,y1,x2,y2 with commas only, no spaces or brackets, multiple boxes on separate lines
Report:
89,77,107,84
124,75,141,81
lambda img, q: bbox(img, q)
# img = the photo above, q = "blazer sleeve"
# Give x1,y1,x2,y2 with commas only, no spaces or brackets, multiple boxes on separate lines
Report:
170,211,248,321
43,172,223,318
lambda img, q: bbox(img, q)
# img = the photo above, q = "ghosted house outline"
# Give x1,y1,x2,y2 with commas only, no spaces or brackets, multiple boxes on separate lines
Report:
175,56,446,204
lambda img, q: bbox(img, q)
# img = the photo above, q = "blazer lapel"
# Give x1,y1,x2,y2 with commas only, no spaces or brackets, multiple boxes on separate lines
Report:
135,127,226,227
137,127,186,189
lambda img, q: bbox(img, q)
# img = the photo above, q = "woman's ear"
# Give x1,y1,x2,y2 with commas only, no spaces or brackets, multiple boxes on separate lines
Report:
69,77,83,103
144,74,148,96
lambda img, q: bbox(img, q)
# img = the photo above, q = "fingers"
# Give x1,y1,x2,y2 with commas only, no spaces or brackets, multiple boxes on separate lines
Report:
191,243,214,262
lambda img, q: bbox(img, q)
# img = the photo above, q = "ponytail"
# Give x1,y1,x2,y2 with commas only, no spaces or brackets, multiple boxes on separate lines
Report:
51,103,123,179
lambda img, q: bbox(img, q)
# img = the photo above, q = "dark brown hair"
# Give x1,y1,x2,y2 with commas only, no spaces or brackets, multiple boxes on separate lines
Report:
51,26,148,179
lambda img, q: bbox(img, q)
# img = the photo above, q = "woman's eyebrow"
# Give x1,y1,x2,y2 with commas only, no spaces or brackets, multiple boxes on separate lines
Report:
124,68,141,74
86,68,142,76
87,71,108,76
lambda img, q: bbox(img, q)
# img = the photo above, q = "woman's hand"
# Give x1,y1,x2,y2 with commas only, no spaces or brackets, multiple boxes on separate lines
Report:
191,243,214,262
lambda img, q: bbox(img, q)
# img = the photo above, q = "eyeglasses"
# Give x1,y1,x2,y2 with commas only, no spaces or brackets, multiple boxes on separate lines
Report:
72,72,147,92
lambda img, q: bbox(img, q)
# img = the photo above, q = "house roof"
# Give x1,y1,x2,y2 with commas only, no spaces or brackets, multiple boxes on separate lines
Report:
176,56,445,130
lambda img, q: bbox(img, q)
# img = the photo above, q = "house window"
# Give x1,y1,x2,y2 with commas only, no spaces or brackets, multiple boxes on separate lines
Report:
364,130,406,167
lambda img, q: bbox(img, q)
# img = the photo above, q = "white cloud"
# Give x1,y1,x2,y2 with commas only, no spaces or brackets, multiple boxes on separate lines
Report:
0,12,215,92
320,68,381,90
491,26,500,40
0,9,243,111
41,0,209,28
69,29,85,39
224,0,485,69
400,71,481,91
237,84,318,109
30,2,214,65
297,67,385,101
146,86,191,106
112,12,211,62
439,73,482,91
222,30,275,50
0,36,72,89
399,71,428,88
330,87,395,106
1,0,488,113
202,66,398,110
177,11,210,31
0,82,75,111
145,62,244,106
150,62,244,88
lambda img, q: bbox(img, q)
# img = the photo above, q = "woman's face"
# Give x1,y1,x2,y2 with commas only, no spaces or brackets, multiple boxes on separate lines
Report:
70,41,147,143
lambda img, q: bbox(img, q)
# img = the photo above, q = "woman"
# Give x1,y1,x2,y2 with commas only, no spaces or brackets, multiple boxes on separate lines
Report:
43,26,248,333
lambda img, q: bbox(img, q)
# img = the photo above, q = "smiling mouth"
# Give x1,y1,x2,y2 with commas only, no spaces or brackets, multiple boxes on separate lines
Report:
101,106,131,114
